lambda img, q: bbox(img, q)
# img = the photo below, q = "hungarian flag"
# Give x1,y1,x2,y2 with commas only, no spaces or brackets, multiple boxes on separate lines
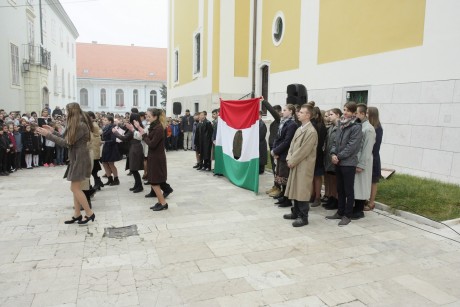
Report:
214,98,260,193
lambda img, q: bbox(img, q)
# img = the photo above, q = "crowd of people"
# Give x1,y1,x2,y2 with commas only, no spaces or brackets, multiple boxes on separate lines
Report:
1,98,382,228
262,100,383,227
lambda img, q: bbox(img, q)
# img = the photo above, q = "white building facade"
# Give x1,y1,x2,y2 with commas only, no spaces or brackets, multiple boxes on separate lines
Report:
168,0,460,184
76,43,167,114
0,0,78,113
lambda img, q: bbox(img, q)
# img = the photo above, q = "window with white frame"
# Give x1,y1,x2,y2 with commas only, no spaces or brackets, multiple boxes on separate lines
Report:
10,43,20,86
53,65,58,93
59,27,63,48
100,89,106,106
41,7,47,35
51,19,56,43
80,88,88,106
150,90,157,107
61,69,65,96
67,72,70,97
116,89,124,106
174,49,179,83
193,32,201,75
66,37,69,54
133,89,138,106
74,76,76,99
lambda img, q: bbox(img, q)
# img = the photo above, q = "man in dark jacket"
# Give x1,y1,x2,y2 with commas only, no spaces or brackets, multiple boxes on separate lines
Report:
181,109,194,150
196,111,213,171
52,106,63,119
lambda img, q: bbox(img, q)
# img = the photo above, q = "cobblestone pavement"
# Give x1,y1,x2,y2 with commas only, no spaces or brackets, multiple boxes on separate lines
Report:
1,151,460,307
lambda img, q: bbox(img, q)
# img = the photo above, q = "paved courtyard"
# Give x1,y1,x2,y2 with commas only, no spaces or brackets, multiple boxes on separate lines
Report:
1,151,460,307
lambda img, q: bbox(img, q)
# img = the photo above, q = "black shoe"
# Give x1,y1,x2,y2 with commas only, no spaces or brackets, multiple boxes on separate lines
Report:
129,186,136,191
292,217,308,227
278,199,292,208
150,202,160,209
145,191,155,198
324,198,338,210
205,168,211,171
110,177,120,186
196,166,203,170
132,187,144,193
283,213,298,220
193,164,201,169
127,171,133,176
88,187,97,198
94,177,104,190
104,175,113,185
351,211,365,220
274,197,287,205
151,203,168,211
78,213,95,224
64,215,82,224
144,181,150,185
163,189,173,199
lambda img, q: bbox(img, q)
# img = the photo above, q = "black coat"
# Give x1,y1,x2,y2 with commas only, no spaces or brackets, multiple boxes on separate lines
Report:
195,119,213,160
101,125,121,162
259,120,268,166
261,100,280,147
32,134,42,154
372,125,383,179
312,120,327,172
22,131,34,153
272,119,297,162
113,130,144,171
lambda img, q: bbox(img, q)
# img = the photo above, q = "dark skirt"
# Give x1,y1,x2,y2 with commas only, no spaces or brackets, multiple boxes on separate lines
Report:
275,159,289,185
101,143,121,162
372,155,381,183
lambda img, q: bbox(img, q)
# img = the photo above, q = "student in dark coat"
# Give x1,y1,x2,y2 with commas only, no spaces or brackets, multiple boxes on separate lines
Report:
113,113,144,193
101,116,121,186
365,106,383,211
259,111,268,174
310,106,328,207
136,108,169,211
271,104,298,207
196,111,213,171
22,125,35,169
261,100,282,195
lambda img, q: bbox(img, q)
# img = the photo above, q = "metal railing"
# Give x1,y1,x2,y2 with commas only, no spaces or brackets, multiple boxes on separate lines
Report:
22,44,51,70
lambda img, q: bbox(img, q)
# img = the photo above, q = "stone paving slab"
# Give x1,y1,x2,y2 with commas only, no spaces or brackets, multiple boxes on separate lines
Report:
1,150,460,306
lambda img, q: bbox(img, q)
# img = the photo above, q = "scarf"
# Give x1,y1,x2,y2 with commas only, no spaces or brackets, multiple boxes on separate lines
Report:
278,116,293,136
339,115,357,130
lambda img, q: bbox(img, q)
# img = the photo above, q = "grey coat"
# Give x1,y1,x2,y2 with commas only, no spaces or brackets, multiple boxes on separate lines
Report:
324,124,338,173
354,119,376,200
330,119,363,167
46,122,91,181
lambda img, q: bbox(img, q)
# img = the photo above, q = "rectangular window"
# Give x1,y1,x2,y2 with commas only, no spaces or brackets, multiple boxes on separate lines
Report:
346,90,368,105
194,102,199,114
194,33,201,74
10,43,20,86
51,19,56,43
59,27,63,48
61,69,65,96
174,49,179,82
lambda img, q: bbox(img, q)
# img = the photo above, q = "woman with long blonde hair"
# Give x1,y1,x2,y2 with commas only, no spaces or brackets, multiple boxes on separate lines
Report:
135,108,169,211
36,103,95,224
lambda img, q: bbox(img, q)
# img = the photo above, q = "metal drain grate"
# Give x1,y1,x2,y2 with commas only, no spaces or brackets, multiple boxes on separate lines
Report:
103,225,139,238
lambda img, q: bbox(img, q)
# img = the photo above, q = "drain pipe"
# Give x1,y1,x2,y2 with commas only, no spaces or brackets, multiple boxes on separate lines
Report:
251,0,258,98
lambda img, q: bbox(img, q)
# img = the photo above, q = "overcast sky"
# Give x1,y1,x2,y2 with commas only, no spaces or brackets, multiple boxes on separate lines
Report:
60,0,168,48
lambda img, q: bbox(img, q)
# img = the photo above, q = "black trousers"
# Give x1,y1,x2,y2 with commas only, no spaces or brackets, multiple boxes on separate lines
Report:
354,199,366,213
293,200,310,220
0,150,7,172
132,170,142,188
336,165,356,218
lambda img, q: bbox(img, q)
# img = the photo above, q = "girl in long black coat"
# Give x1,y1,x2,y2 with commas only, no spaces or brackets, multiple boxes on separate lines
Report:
101,116,121,185
22,125,34,169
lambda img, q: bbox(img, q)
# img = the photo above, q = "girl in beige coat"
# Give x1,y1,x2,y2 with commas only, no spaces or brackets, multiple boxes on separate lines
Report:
284,104,318,227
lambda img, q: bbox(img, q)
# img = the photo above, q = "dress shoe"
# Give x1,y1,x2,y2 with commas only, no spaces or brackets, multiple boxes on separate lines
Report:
193,163,201,169
278,199,292,208
311,199,321,207
132,187,144,193
150,202,160,209
145,191,155,198
129,186,136,191
326,212,342,220
64,215,82,224
292,217,308,227
163,189,173,199
109,177,120,186
151,203,168,211
78,213,95,224
283,210,298,220
351,211,365,220
274,197,287,205
338,216,351,226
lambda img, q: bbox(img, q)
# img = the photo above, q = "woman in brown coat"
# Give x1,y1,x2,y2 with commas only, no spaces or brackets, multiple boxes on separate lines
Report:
135,108,168,211
36,103,95,224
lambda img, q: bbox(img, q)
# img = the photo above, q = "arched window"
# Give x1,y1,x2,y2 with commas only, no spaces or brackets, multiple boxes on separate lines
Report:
116,89,124,106
100,88,106,106
80,88,88,106
150,90,157,107
133,89,138,106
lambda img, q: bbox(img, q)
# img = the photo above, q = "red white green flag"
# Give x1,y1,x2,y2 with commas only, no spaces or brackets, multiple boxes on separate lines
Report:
214,98,260,193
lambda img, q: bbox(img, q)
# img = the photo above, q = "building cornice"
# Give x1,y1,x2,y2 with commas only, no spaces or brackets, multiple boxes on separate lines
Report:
46,0,79,38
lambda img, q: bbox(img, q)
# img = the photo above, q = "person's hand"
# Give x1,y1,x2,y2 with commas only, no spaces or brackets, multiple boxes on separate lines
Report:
42,125,54,133
288,162,294,169
125,123,134,131
112,127,118,133
138,127,145,135
332,155,339,165
36,126,50,136
274,155,279,159
133,120,141,129
356,167,363,173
